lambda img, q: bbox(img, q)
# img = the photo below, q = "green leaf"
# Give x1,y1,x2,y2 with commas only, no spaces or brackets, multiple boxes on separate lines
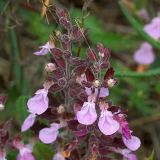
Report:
119,1,160,50
147,150,155,160
7,151,18,160
15,96,29,124
9,29,22,89
33,142,54,160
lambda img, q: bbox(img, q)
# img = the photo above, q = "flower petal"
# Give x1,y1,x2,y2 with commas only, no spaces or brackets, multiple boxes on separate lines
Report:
134,42,155,65
122,149,137,160
21,113,36,132
123,136,141,151
34,42,50,56
18,147,35,160
34,47,49,56
77,102,97,125
85,87,109,98
17,152,35,160
98,110,119,135
85,87,92,96
144,17,160,39
27,89,48,115
39,123,59,144
99,87,109,97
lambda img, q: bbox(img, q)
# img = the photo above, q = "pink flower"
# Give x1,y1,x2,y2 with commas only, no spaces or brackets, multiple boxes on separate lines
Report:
110,148,137,160
144,17,160,39
17,147,35,160
122,149,137,160
21,113,36,132
117,114,141,151
27,89,49,115
120,120,131,140
138,9,150,21
134,42,155,65
39,123,60,144
34,41,55,56
53,152,65,160
76,101,97,125
13,139,35,160
0,149,7,160
122,135,141,151
98,109,119,135
85,87,109,98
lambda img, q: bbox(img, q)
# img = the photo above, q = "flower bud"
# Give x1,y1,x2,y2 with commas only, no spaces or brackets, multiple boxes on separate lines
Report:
0,95,7,111
107,78,116,88
57,105,65,114
93,80,100,88
55,30,61,37
0,104,4,110
45,63,56,72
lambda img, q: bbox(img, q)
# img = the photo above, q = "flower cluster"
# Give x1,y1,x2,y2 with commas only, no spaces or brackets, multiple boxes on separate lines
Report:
134,15,160,66
20,7,141,160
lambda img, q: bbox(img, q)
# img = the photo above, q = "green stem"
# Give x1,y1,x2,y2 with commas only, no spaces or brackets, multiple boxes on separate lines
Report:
9,29,22,89
115,68,160,78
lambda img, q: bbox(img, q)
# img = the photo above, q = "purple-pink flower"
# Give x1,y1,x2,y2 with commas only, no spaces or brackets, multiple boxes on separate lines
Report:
0,149,7,160
34,41,55,56
21,113,36,132
13,138,35,160
27,81,53,115
138,9,150,21
118,114,141,151
27,89,49,115
39,123,60,144
144,16,160,39
17,147,35,160
110,147,137,160
52,152,65,160
122,149,137,160
122,135,141,151
134,42,155,65
120,120,132,140
77,101,97,125
98,109,119,135
77,94,97,125
85,87,109,98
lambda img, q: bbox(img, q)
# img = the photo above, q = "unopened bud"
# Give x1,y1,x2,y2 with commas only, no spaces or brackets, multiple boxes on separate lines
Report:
57,105,65,114
45,63,56,72
93,80,100,88
98,52,104,58
56,30,61,37
107,78,116,87
0,104,4,110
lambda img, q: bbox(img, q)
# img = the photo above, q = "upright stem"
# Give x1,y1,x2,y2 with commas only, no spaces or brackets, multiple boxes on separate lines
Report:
64,53,71,111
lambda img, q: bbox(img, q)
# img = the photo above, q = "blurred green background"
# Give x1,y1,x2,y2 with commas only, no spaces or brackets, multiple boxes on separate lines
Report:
0,0,160,159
